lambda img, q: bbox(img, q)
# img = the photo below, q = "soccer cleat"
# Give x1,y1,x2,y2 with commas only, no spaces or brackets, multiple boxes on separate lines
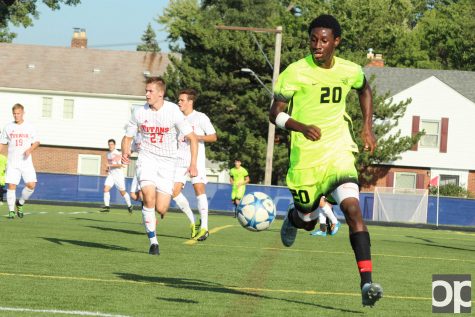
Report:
15,200,24,218
149,244,160,255
190,223,198,239
195,228,209,241
100,206,110,212
310,230,327,237
280,204,298,247
361,282,383,307
8,211,15,219
127,205,133,214
329,222,341,236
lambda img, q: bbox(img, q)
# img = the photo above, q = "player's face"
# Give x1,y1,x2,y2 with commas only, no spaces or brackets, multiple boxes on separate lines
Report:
309,27,340,68
234,160,241,168
178,94,193,115
108,141,115,151
12,108,24,124
145,83,165,108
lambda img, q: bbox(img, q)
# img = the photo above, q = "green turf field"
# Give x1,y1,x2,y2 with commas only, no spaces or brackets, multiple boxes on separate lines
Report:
0,203,473,316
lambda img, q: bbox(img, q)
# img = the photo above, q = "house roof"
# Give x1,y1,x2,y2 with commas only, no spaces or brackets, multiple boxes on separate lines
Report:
363,66,475,103
0,43,176,97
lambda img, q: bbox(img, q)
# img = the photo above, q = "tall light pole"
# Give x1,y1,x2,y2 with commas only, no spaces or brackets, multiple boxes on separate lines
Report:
216,25,282,185
241,68,273,97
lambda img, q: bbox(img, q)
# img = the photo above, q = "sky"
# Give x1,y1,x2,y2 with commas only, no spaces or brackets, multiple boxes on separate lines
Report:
9,0,170,51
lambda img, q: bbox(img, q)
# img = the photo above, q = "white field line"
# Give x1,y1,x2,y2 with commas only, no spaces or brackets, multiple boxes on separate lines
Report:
0,306,131,317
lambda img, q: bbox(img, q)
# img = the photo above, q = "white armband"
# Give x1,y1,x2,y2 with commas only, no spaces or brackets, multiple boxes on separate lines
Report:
275,112,290,130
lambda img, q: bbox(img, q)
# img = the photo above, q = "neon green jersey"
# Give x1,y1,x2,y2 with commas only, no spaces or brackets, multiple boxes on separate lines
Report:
0,154,6,185
230,167,248,188
274,55,365,169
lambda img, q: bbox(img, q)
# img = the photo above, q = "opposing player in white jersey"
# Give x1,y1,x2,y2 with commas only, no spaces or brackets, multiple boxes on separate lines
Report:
0,104,40,219
100,139,133,213
173,88,217,241
121,77,198,256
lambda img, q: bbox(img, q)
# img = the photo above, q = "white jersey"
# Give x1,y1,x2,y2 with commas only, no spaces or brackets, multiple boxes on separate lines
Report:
176,110,216,169
107,149,123,177
0,121,39,168
125,102,193,160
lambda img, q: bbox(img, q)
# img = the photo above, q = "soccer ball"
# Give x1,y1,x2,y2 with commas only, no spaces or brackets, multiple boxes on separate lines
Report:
236,192,276,231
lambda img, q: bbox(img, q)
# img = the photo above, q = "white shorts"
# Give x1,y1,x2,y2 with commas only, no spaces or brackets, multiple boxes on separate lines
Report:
136,155,175,195
104,172,126,191
130,175,141,193
174,166,208,185
5,162,37,185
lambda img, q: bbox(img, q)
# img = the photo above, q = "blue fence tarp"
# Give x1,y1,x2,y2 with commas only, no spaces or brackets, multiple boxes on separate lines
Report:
7,172,475,227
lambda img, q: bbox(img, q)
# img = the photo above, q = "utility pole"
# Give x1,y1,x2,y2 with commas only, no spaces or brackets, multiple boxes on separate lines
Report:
216,25,282,185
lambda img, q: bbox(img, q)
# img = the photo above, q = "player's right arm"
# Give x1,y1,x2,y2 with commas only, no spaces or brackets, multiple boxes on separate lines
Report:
269,100,321,141
122,110,139,164
121,136,133,165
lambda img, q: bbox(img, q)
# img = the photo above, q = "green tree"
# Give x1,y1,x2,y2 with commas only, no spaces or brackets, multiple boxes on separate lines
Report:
414,0,475,70
137,23,160,52
157,0,424,184
0,0,81,42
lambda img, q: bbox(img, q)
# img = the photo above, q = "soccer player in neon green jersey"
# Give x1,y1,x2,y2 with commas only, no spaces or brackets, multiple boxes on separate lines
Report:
269,14,382,307
229,159,250,217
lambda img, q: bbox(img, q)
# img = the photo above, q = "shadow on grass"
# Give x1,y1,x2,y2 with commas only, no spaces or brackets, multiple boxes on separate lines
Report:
406,236,475,252
156,297,199,304
41,237,139,253
115,273,363,314
85,225,144,236
71,217,137,225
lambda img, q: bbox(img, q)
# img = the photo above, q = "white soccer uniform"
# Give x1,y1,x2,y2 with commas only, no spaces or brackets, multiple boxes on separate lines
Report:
125,102,193,195
129,133,142,193
175,110,216,185
104,149,126,191
0,121,39,185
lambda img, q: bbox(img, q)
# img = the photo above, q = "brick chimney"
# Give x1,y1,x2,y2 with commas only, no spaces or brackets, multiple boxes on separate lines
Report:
366,48,384,67
71,28,87,48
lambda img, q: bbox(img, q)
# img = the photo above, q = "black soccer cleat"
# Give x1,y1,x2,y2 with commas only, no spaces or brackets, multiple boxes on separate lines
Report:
127,205,133,214
149,244,160,255
100,206,110,212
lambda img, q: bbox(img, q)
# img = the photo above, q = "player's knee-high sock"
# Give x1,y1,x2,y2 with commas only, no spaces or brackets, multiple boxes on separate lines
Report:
350,231,373,288
321,204,338,224
142,206,158,245
19,187,34,205
123,192,132,207
6,189,15,211
103,192,110,207
197,194,208,230
173,193,194,224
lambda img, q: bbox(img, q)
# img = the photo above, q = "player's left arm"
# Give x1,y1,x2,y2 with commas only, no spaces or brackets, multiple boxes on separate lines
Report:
185,131,199,177
24,141,40,159
356,78,377,154
198,116,217,143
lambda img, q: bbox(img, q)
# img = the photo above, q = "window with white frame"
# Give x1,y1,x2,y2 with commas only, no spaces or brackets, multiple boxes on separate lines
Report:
42,97,53,118
394,172,416,189
77,154,101,175
440,174,459,186
420,120,439,148
63,99,74,119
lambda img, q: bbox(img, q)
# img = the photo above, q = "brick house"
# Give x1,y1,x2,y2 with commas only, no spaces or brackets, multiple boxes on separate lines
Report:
363,64,475,194
0,31,174,177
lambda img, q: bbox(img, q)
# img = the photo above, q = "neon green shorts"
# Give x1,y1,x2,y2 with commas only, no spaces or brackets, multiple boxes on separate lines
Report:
231,186,246,200
286,151,358,213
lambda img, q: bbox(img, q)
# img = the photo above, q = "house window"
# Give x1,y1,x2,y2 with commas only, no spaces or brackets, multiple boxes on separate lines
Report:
42,97,53,118
394,172,416,189
440,174,459,186
420,120,439,148
63,99,74,119
77,154,101,175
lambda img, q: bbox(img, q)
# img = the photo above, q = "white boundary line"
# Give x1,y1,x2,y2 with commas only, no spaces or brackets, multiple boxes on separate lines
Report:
0,306,131,316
